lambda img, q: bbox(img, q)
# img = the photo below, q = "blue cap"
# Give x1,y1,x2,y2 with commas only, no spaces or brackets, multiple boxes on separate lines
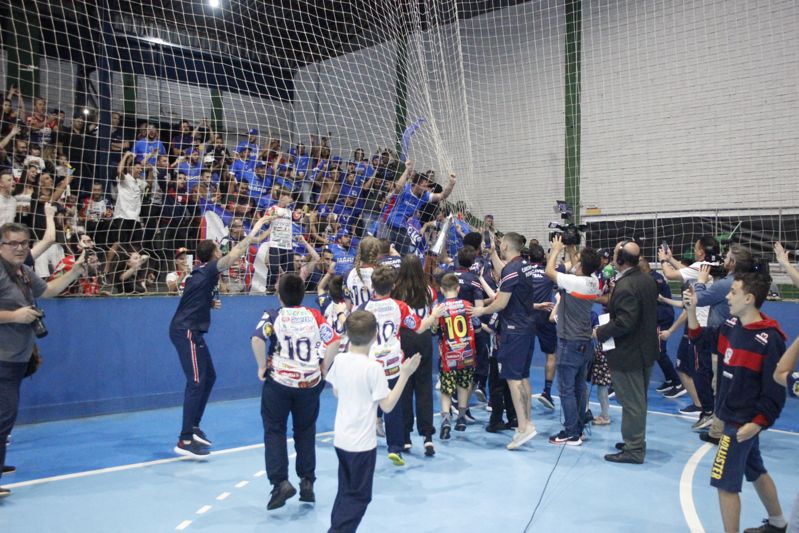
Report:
238,145,251,154
318,205,331,216
331,156,342,163
255,160,267,168
348,189,359,198
248,128,259,136
336,228,350,240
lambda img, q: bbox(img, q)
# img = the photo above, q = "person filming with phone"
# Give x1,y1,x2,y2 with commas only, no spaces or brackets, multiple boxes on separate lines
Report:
0,222,88,497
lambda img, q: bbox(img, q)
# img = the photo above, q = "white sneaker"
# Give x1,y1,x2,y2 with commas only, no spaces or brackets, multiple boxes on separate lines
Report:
507,425,537,450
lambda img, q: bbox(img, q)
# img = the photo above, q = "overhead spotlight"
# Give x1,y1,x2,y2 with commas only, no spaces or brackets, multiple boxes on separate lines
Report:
82,108,90,116
208,0,220,8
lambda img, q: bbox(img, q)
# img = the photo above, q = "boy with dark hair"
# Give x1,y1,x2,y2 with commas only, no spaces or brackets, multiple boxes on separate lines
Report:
251,273,341,510
326,311,421,533
437,274,479,438
453,245,490,402
685,270,787,533
359,265,443,465
170,215,269,459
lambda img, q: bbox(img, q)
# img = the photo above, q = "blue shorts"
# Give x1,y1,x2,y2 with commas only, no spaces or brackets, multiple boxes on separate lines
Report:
533,320,557,355
675,335,695,378
497,333,534,381
709,422,767,493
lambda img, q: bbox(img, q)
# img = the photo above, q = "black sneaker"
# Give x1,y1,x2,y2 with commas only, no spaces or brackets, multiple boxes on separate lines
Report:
486,421,511,433
463,409,476,423
548,430,582,446
663,384,687,399
403,436,412,451
455,417,467,431
655,381,673,393
538,392,555,410
743,519,787,533
440,424,451,440
0,487,9,498
699,433,720,445
607,386,616,399
424,435,435,457
267,480,297,510
174,439,210,459
299,478,315,503
678,405,703,419
2,465,15,474
192,427,212,447
508,418,519,429
692,412,714,432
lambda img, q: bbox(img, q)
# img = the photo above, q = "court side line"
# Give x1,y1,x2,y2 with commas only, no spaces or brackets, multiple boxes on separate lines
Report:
679,443,713,533
5,431,334,489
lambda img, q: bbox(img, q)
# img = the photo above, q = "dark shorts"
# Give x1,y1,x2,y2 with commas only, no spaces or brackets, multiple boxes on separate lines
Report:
709,422,767,493
497,333,534,381
110,218,141,246
675,335,695,377
533,320,557,355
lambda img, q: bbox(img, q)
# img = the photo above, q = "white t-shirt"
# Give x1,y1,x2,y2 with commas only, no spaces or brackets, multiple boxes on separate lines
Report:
679,261,712,327
0,194,17,225
345,266,374,307
34,243,65,279
113,173,147,221
326,352,390,452
267,206,293,250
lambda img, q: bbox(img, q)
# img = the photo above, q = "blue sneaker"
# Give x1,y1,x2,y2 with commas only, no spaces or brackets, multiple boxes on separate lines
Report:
174,439,210,459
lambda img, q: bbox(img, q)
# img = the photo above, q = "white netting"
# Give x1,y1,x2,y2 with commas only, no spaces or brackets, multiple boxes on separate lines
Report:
1,0,797,295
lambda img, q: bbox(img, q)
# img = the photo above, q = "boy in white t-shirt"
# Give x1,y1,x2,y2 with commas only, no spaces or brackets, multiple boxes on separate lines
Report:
325,310,421,533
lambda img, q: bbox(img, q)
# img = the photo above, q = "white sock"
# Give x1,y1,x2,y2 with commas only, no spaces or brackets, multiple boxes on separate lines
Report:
769,515,787,528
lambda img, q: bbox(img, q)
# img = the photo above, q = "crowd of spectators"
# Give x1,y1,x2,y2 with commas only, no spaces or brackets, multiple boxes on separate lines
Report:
0,89,480,296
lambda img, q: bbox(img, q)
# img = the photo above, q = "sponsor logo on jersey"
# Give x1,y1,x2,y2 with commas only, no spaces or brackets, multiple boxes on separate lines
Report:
262,323,273,337
320,326,334,343
403,315,418,329
724,347,733,365
725,317,738,327
755,332,769,346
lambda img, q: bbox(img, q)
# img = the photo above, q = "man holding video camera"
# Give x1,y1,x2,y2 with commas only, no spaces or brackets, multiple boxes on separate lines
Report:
0,222,87,497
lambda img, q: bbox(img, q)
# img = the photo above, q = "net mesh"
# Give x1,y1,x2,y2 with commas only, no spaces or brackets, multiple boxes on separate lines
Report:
1,0,797,295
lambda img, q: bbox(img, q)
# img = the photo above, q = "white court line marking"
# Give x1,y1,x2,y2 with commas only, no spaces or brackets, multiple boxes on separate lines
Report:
679,443,713,533
5,431,334,489
254,470,266,478
321,437,333,443
216,492,231,501
175,520,192,531
196,505,212,515
234,480,249,488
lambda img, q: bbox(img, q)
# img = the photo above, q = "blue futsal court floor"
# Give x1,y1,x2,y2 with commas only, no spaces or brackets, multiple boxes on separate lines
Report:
3,370,798,533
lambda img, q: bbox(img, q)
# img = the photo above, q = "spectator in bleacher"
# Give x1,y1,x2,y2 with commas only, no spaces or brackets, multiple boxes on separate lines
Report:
340,170,364,201
208,133,231,170
333,190,363,236
316,166,341,207
226,182,255,221
112,250,150,294
361,160,399,237
80,182,113,246
264,187,295,290
0,171,17,225
107,112,129,181
166,247,190,294
236,128,259,159
218,217,266,294
230,146,254,180
170,120,194,157
241,160,272,209
0,86,24,136
132,124,166,165
329,229,356,277
61,114,96,196
26,97,47,136
307,204,339,247
104,152,147,285
176,146,203,184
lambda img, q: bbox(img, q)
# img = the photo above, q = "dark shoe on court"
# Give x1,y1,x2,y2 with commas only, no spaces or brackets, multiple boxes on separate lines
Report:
299,478,315,503
463,409,476,423
192,427,212,446
604,451,643,464
699,433,720,445
267,480,297,510
403,436,412,451
455,417,467,431
614,442,626,451
538,392,555,410
174,439,210,459
0,487,10,498
678,405,702,419
486,422,511,433
655,381,673,393
743,519,787,532
548,431,582,446
607,386,616,399
440,424,451,440
2,465,15,474
508,418,519,429
692,412,714,431
663,384,687,399
424,435,435,457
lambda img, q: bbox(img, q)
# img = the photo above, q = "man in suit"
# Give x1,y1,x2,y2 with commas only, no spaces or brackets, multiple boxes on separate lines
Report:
595,240,659,464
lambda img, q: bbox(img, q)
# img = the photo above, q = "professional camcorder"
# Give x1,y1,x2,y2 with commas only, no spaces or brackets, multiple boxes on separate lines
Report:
548,201,587,246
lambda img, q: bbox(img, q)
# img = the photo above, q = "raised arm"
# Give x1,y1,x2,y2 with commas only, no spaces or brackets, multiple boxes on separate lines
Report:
775,242,799,288
42,251,86,298
657,244,685,281
392,160,413,193
775,336,799,387
429,173,456,203
217,214,270,271
30,203,57,260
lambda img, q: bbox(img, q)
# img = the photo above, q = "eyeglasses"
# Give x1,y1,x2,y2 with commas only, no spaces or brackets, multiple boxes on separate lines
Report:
1,240,30,249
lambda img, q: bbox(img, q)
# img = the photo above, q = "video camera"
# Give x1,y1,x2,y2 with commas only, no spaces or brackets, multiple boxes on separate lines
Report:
548,201,587,246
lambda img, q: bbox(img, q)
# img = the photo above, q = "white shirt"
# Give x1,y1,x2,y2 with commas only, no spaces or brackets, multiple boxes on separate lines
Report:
326,352,390,452
34,243,65,279
113,173,147,221
0,194,16,225
345,266,374,307
679,261,712,327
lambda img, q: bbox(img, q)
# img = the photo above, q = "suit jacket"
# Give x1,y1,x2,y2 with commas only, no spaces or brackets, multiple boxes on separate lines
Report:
595,266,659,372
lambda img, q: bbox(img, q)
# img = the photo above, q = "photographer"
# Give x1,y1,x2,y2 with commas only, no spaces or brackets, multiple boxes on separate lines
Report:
0,222,86,498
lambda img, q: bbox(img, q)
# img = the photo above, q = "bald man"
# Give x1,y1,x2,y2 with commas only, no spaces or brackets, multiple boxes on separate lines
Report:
595,240,659,464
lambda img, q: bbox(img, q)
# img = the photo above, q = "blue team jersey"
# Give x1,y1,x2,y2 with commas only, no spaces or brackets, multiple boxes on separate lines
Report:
651,270,676,329
169,260,220,333
242,173,273,208
386,183,431,228
498,256,537,334
377,255,402,270
329,244,356,276
453,268,485,305
177,160,203,181
133,138,166,164
527,262,557,316
236,141,259,159
231,158,255,179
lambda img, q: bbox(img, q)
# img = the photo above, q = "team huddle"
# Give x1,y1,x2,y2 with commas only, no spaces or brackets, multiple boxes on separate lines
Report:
167,220,799,533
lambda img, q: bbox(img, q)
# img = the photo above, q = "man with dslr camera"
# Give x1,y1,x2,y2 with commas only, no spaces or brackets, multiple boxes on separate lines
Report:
0,222,88,497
